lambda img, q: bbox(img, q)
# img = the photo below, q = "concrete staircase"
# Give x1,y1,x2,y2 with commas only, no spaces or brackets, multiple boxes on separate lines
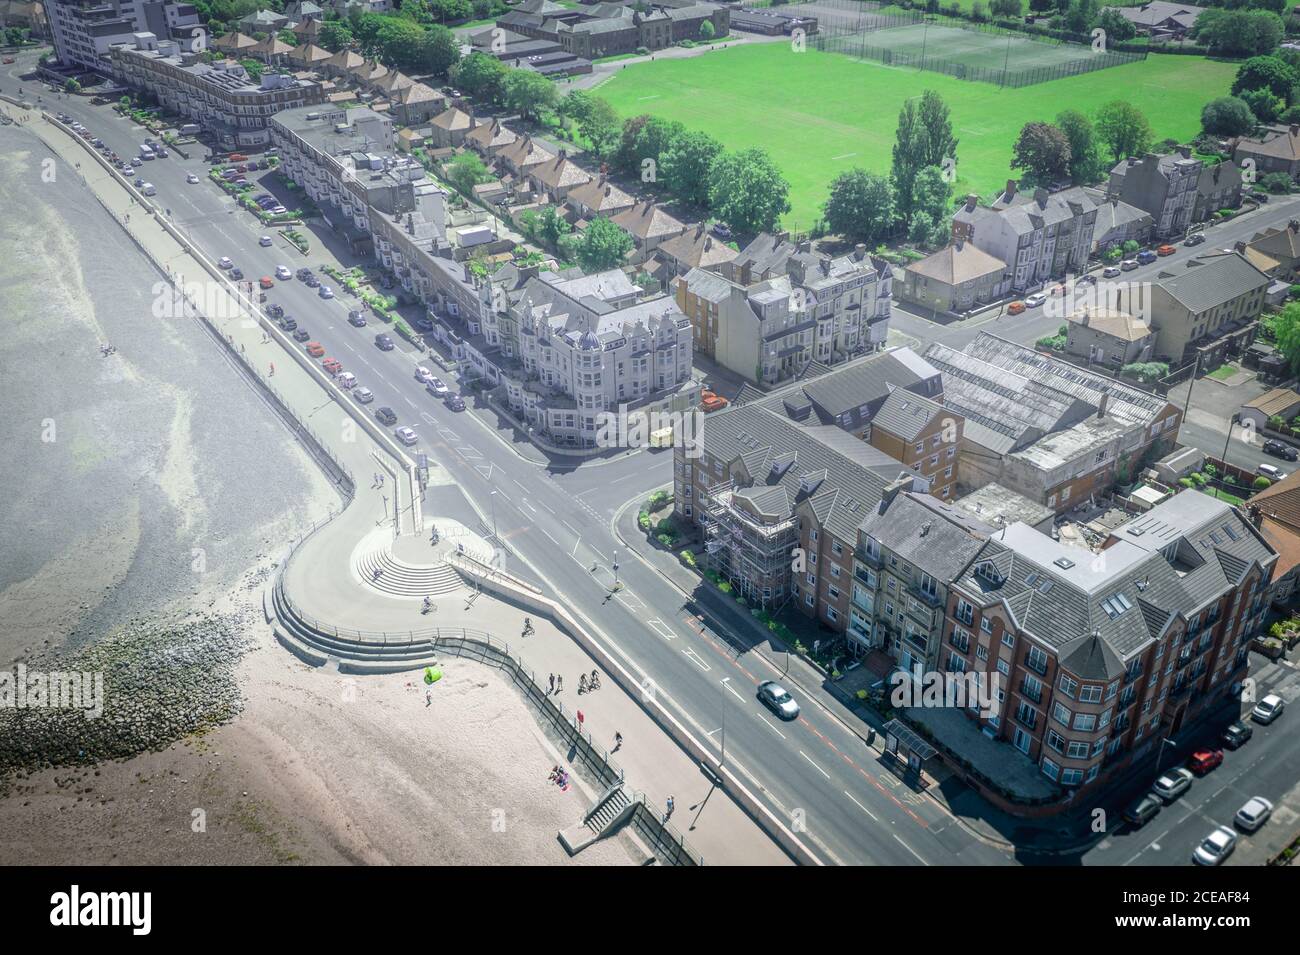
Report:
585,785,633,838
354,548,464,598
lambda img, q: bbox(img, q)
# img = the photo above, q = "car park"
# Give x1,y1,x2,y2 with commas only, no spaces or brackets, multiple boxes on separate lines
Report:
292,328,310,342
347,310,367,327
1152,767,1194,802
375,334,394,351
757,681,800,719
394,426,418,446
318,285,334,299
1120,259,1139,271
1102,265,1122,278
1184,232,1206,246
426,378,449,396
445,394,465,412
1188,748,1223,775
1222,721,1253,749
1192,826,1237,866
1262,440,1298,461
259,235,273,247
1121,793,1162,829
275,266,292,280
352,386,374,404
374,406,398,426
1251,693,1285,724
306,341,325,357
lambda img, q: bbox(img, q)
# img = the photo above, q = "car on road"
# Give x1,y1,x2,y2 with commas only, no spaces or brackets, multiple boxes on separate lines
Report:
1120,258,1139,271
133,177,144,188
1223,720,1253,749
337,372,357,390
1102,265,1122,278
154,148,168,159
296,267,312,281
757,681,800,720
1256,463,1286,481
1136,249,1158,265
322,358,343,376
445,394,465,412
352,386,374,404
1188,748,1223,775
279,317,297,332
187,173,200,184
304,275,320,288
1235,796,1273,833
259,276,274,289
230,267,244,280
275,265,292,280
1025,292,1047,308
414,365,432,383
292,328,310,342
1184,232,1206,246
1122,793,1162,829
374,406,398,426
347,310,367,327
1152,767,1194,802
305,341,325,357
1007,301,1026,315
1193,827,1238,866
1157,244,1175,256
266,303,284,319
318,285,334,299
394,426,419,446
218,257,234,269
375,333,394,351
259,235,273,247
426,377,449,397
1251,693,1285,724
1262,439,1298,461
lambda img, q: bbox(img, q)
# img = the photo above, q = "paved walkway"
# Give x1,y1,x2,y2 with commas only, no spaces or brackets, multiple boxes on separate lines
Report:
22,104,788,865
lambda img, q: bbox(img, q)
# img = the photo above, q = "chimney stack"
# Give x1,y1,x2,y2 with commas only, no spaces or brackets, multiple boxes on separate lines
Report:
1234,240,1247,254
1290,219,1299,233
798,239,812,253
881,475,915,509
965,193,978,211
1097,389,1110,420
1004,179,1016,199
854,243,866,261
1291,124,1299,136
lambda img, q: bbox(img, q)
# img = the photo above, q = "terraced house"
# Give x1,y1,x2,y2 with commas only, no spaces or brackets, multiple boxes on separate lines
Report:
928,492,1274,806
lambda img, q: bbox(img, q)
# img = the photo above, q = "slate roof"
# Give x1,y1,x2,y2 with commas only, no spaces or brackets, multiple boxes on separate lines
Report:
905,240,1007,285
1152,253,1270,314
612,200,686,241
870,390,948,443
859,491,993,584
793,348,942,420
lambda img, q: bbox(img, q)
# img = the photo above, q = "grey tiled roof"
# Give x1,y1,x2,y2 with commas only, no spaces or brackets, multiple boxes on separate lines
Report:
858,491,992,583
793,348,943,419
871,390,947,443
1152,253,1270,315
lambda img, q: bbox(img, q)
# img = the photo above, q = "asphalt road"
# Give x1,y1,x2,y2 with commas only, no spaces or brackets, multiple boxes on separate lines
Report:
20,78,1013,866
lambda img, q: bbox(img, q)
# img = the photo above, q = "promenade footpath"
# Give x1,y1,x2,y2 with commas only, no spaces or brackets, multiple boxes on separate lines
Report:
19,104,790,865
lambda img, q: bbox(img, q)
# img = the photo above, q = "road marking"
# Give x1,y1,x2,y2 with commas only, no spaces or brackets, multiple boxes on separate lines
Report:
538,501,555,514
800,751,830,780
404,397,417,409
562,518,581,535
618,590,644,609
421,412,436,424
720,677,745,702
682,648,711,672
520,499,537,514
647,619,675,640
893,834,929,866
475,463,494,481
758,715,786,739
456,445,481,458
844,790,878,821
438,428,459,441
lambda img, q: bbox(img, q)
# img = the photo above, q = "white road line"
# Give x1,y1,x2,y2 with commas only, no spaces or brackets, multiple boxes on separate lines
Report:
705,727,723,739
682,648,711,672
647,619,675,640
404,397,417,409
538,527,560,547
758,715,786,739
538,501,555,514
520,499,537,513
421,412,436,424
570,537,581,558
799,751,830,780
893,834,930,866
844,790,878,821
720,677,745,702
562,519,581,535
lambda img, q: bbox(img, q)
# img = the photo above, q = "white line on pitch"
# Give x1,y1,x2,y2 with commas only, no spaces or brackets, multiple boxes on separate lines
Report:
799,751,830,779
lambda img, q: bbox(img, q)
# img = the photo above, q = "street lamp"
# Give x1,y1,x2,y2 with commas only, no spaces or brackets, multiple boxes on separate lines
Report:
1154,735,1177,777
489,488,498,543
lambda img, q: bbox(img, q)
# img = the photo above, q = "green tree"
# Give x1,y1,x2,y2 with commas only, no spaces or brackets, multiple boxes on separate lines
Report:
277,29,298,46
318,21,353,51
63,78,81,93
1095,100,1152,163
990,0,1022,15
418,24,461,76
1231,55,1298,102
1241,87,1284,123
1011,122,1072,184
660,130,723,207
575,216,634,271
1272,302,1300,378
502,67,556,122
558,91,622,156
628,116,686,180
700,20,716,40
1056,109,1105,184
822,169,895,244
707,148,792,235
451,50,508,101
1201,96,1258,137
892,90,957,221
1096,7,1136,41
445,151,490,195
906,166,953,250
1062,0,1098,34
1194,9,1285,58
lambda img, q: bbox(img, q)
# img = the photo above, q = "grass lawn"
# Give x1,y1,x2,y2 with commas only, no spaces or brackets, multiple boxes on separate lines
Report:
1207,364,1238,381
595,44,1237,230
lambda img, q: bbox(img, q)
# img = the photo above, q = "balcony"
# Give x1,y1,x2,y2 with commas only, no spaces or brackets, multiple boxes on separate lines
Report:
1024,653,1047,677
1019,680,1043,704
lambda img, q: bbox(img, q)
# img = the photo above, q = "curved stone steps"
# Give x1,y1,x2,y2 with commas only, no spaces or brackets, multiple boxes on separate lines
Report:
353,548,464,598
272,582,439,663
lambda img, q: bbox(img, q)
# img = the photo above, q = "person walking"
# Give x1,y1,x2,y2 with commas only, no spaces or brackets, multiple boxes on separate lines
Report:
556,674,563,692
664,795,674,823
578,674,587,693
268,362,275,377
548,673,555,694
614,731,623,750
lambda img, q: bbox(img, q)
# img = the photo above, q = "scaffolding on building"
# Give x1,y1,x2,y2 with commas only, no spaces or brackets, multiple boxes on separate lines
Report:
700,482,799,611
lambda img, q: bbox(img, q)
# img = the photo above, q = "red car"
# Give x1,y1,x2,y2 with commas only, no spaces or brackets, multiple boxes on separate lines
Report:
1188,748,1224,775
322,358,343,376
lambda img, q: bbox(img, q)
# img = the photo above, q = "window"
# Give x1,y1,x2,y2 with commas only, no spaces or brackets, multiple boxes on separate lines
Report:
1059,674,1078,698
1073,712,1096,732
1053,702,1072,726
956,599,974,626
1026,644,1049,675
980,617,992,634
1002,632,1016,649
831,541,842,557
1079,683,1102,703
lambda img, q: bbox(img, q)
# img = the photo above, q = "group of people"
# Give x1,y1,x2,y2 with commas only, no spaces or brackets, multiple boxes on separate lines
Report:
99,343,116,357
548,765,570,790
578,670,601,694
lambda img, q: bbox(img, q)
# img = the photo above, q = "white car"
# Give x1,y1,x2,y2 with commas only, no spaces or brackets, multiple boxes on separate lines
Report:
1235,796,1273,832
1102,265,1121,278
1256,463,1285,482
1192,826,1237,866
218,256,233,269
1024,292,1047,308
1251,693,1285,724
130,157,143,167
186,173,199,184
259,235,273,247
319,286,334,299
394,426,418,446
336,372,357,390
275,265,292,280
426,377,449,396
1152,767,1194,802
414,365,433,383
352,386,374,404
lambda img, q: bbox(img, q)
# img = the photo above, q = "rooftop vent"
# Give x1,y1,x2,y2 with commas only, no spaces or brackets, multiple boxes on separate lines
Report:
1053,557,1075,570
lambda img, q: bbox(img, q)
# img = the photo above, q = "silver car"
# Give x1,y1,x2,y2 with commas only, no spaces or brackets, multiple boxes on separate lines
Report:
1251,693,1285,724
1192,826,1237,866
1152,767,1193,802
1235,796,1273,832
352,387,374,404
757,681,799,720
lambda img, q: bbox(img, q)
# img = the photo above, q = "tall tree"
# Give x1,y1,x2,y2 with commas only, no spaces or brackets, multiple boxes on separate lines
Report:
893,91,958,220
1231,55,1298,101
907,166,953,250
575,217,634,272
822,169,894,244
418,24,460,76
660,131,723,208
501,68,557,122
1095,100,1153,163
451,50,508,101
1011,122,1072,185
707,148,792,235
1055,109,1105,184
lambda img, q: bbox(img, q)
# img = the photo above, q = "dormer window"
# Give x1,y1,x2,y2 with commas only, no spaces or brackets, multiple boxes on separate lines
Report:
974,560,1003,586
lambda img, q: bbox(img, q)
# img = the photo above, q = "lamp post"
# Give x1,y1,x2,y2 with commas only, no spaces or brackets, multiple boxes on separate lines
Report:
489,488,498,543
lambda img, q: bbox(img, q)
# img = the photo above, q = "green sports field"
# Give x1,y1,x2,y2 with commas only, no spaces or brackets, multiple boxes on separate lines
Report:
595,44,1237,230
827,22,1117,70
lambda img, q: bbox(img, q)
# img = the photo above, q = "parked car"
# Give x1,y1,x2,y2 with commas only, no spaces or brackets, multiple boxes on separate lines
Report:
426,377,449,396
1122,793,1162,829
1007,300,1026,315
265,303,284,319
375,334,395,351
700,390,729,412
1193,826,1238,866
1136,249,1158,265
259,276,274,290
352,386,374,404
1152,767,1194,802
337,372,357,390
1235,796,1273,833
279,317,297,332
445,394,466,412
230,268,244,281
305,275,320,288
1102,265,1122,278
218,256,233,269
305,341,325,358
292,328,310,342
318,285,334,299
1184,232,1206,246
259,235,273,247
1222,720,1253,749
186,173,199,184
296,267,312,281
133,177,144,188
154,148,167,159
1256,463,1286,481
1188,748,1223,775
1262,439,1298,461
1024,292,1047,308
394,426,419,446
1120,259,1139,271
374,406,398,426
347,310,367,327
712,222,733,240
757,681,800,720
1251,693,1285,724
414,316,435,333
414,365,433,383
275,265,292,280
1157,244,1175,256
321,358,343,376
